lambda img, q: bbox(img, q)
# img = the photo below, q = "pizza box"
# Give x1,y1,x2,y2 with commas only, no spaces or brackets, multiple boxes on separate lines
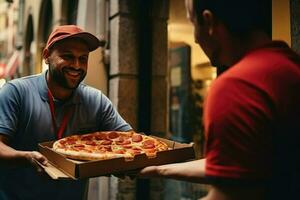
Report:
38,136,195,180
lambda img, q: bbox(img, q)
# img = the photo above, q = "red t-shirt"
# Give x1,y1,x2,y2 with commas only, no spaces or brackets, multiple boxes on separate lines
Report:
204,41,300,195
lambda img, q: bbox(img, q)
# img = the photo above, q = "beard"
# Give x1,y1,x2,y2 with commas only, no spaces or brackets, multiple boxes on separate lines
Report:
48,64,86,90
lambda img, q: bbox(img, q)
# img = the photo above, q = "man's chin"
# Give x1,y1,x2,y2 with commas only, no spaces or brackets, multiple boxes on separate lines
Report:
58,78,80,90
64,76,84,89
66,81,81,89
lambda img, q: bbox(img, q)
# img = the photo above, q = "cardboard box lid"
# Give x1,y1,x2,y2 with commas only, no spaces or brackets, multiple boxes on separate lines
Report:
34,159,70,180
38,136,195,180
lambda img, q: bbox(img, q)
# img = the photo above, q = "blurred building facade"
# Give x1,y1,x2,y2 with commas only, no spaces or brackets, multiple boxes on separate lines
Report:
0,0,19,80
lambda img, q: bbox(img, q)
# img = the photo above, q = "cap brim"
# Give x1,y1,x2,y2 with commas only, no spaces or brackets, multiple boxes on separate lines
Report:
68,32,105,51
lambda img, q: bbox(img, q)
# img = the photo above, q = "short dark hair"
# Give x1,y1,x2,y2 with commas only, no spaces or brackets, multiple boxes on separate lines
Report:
193,0,272,36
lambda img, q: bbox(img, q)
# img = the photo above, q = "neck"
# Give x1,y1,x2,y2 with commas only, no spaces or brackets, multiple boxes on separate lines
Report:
222,31,272,66
46,71,73,101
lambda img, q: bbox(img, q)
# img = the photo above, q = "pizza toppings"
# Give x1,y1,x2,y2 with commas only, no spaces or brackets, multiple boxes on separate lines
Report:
95,134,107,140
101,140,112,145
85,141,97,146
142,140,155,149
81,135,94,141
132,134,143,142
108,131,119,139
52,131,170,161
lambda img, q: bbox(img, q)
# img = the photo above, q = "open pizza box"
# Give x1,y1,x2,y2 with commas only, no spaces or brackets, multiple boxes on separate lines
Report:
38,136,195,180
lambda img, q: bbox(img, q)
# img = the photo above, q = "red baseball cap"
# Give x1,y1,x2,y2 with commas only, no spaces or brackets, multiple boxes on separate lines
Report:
45,25,103,52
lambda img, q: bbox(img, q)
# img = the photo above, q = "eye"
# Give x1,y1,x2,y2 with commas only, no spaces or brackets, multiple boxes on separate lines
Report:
61,54,74,61
79,56,88,63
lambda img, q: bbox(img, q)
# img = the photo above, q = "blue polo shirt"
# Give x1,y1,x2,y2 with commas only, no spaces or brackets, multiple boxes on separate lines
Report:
0,71,131,200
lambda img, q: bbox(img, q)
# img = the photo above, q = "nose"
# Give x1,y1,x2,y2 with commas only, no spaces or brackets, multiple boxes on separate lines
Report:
72,58,81,69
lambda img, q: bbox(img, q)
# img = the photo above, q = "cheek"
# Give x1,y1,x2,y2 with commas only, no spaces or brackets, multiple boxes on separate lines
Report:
194,26,207,47
81,62,88,69
56,58,68,65
49,57,65,67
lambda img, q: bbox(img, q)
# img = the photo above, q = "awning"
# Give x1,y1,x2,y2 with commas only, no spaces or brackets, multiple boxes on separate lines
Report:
5,51,19,78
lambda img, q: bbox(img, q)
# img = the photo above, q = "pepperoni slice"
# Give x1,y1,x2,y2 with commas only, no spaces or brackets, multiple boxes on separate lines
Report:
101,140,112,145
74,144,85,148
143,144,155,149
66,140,76,145
132,134,143,142
145,148,156,153
114,149,126,154
131,149,142,155
59,140,67,145
102,146,112,152
72,144,85,151
142,140,155,149
95,134,107,140
108,131,119,139
116,136,125,142
116,139,131,145
81,135,94,141
143,139,155,145
85,141,97,146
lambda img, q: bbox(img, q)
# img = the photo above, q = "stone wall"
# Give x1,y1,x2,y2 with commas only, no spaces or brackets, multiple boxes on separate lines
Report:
108,0,169,199
291,0,300,53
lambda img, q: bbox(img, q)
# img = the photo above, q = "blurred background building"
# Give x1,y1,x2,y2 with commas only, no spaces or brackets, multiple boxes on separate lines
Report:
0,0,298,199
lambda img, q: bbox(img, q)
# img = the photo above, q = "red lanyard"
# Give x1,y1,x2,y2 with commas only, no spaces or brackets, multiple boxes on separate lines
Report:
47,89,73,139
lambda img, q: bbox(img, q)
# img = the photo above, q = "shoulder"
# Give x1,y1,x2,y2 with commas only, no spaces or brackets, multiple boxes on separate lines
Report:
5,73,42,91
213,44,300,100
76,83,111,105
0,74,41,96
237,43,300,80
77,83,103,97
205,69,275,130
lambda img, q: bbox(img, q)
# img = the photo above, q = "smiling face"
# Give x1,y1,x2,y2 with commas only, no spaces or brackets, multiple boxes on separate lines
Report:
44,38,89,90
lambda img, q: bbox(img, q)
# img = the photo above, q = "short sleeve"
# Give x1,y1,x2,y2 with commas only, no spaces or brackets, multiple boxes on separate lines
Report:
204,76,274,180
0,83,21,137
98,93,132,131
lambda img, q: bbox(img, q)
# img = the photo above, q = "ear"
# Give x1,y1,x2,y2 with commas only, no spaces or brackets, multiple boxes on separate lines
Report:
202,10,215,36
43,49,50,64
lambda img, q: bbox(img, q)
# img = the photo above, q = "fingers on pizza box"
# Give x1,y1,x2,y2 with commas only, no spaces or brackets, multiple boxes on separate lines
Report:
52,131,169,161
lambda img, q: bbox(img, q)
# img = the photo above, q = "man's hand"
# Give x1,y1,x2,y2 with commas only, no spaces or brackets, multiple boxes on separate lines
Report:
24,151,48,173
138,166,160,178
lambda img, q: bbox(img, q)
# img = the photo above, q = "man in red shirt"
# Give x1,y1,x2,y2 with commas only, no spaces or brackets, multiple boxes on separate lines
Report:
139,0,300,199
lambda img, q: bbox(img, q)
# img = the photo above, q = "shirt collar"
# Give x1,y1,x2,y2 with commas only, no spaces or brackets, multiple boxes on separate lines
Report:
245,40,290,56
38,70,81,104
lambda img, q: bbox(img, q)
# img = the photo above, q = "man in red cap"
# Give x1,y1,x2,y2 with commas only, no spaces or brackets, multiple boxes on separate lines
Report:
0,25,132,200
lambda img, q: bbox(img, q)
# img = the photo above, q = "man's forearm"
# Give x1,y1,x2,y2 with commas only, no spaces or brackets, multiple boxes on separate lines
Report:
0,140,32,168
139,159,210,183
0,135,47,169
156,159,208,183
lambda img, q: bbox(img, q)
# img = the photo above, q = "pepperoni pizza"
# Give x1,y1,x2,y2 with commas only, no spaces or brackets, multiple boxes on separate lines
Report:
52,131,170,161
